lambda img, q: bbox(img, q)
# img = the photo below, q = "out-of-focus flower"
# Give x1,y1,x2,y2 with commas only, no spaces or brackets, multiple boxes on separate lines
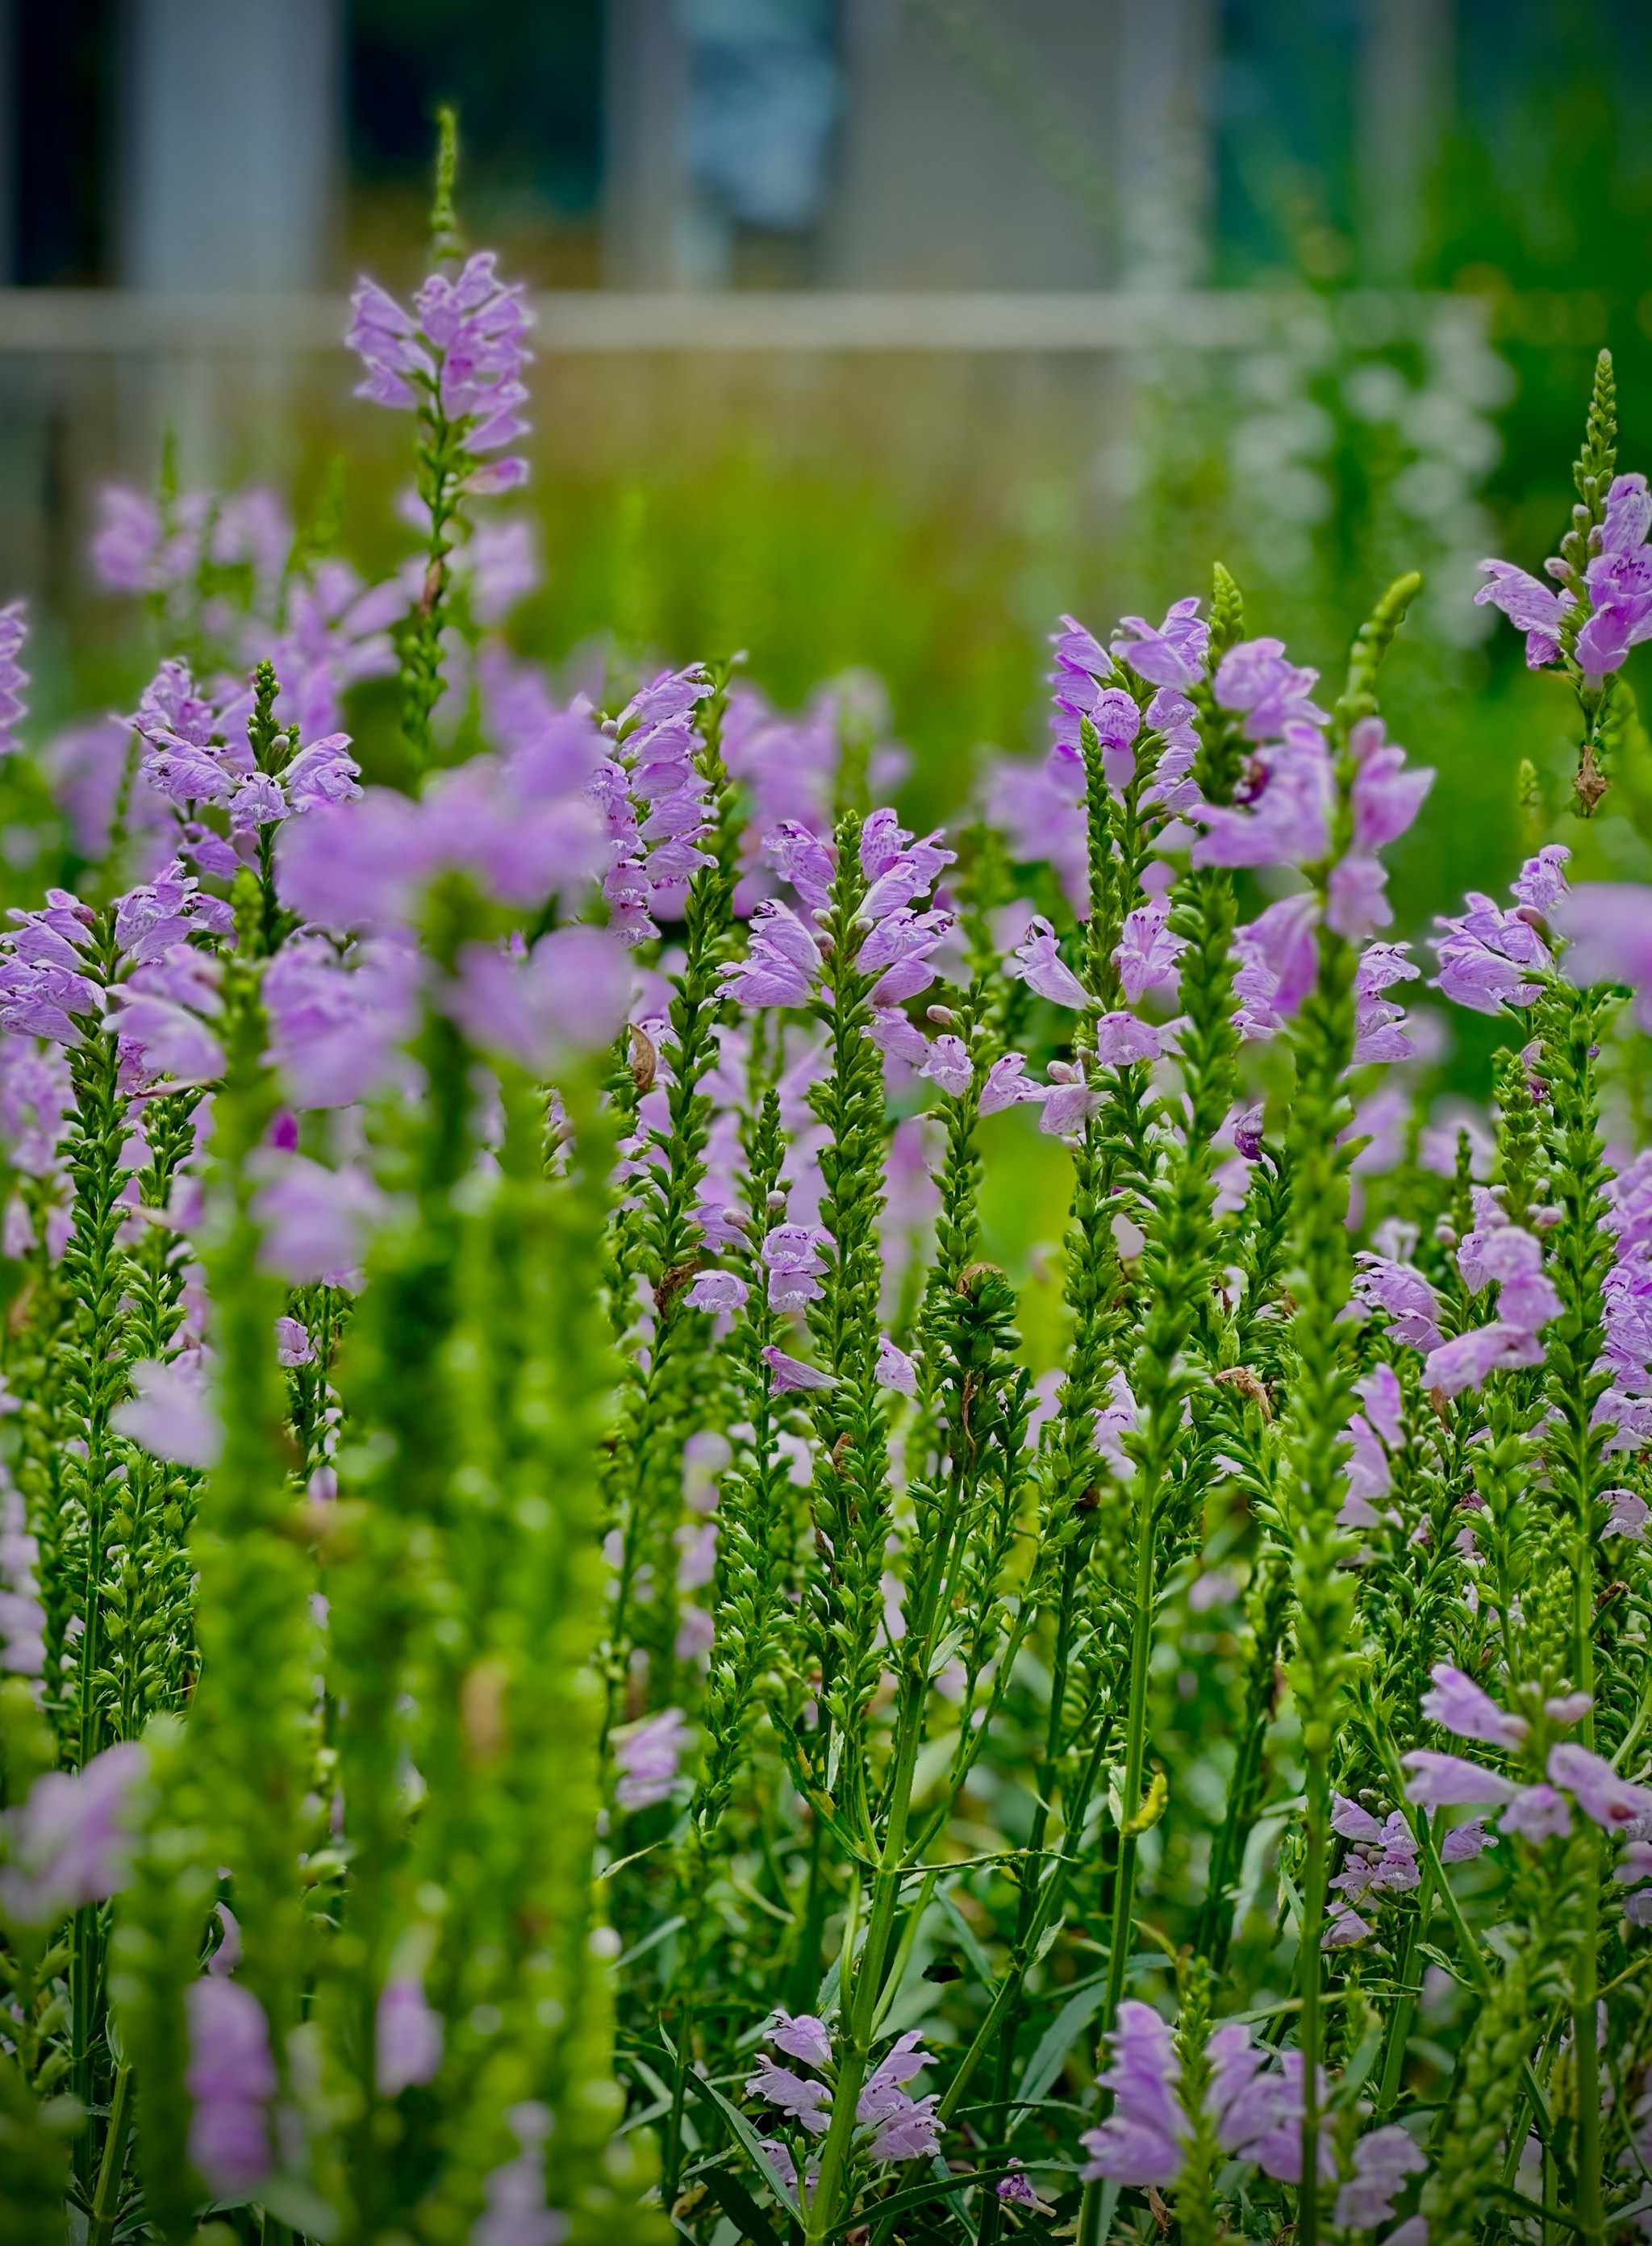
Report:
0,1742,146,1924
1334,2125,1427,2229
249,1154,388,1288
613,1707,689,1812
186,1977,276,2197
376,1973,444,2096
111,1358,222,1469
448,927,630,1077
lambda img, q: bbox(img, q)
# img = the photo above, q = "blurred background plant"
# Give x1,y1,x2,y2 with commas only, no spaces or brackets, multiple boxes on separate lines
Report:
2,0,1651,1108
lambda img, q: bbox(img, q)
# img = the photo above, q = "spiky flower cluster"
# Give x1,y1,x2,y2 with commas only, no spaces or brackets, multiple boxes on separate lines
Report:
0,150,1647,2246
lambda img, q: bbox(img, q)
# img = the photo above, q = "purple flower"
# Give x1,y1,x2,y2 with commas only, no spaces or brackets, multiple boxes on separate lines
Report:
1329,854,1393,944
472,2104,563,2246
1576,545,1652,681
1115,898,1186,1005
765,820,836,911
1213,638,1326,741
765,2010,832,2069
1007,916,1087,1009
1420,1664,1529,1749
111,1358,222,1470
613,1707,689,1812
1358,1362,1405,1447
995,2163,1049,2210
746,2052,833,2135
1232,894,1320,1038
866,2093,941,2162
448,926,630,1076
1351,1259,1444,1352
1078,2001,1185,2187
979,1051,1045,1116
1092,1011,1165,1067
0,1482,46,1677
1112,597,1210,691
1350,716,1433,850
376,1974,444,2095
1458,1223,1560,1332
350,251,532,481
1552,882,1652,1027
921,1035,973,1096
186,1977,276,2197
857,2031,930,2122
1423,1321,1546,1398
858,906,953,1005
858,812,956,921
1193,721,1332,869
0,603,27,756
762,1346,837,1395
1401,1751,1517,1809
249,1154,388,1288
1333,2124,1427,2229
1352,941,1420,1063
274,1317,315,1369
1547,1741,1652,1832
1431,875,1557,1016
265,933,422,1109
1502,1784,1571,1843
1441,1818,1497,1863
984,755,1087,914
722,901,822,1009
685,1269,748,1313
1231,1102,1266,1161
1604,1487,1650,1539
1038,1060,1102,1138
0,1741,146,1924
762,1223,832,1312
1475,559,1572,668
875,1335,918,1394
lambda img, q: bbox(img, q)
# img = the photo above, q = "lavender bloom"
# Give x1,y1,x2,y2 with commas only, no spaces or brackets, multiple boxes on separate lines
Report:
1213,638,1327,740
1352,941,1420,1063
984,755,1087,915
472,2103,565,2246
348,252,532,487
1112,597,1210,691
1441,1819,1497,1862
685,1269,748,1313
448,927,631,1077
1604,1486,1650,1538
0,602,27,755
875,1334,918,1394
995,2163,1052,2211
264,933,422,1109
721,901,822,1009
1231,1102,1266,1161
765,820,836,911
1115,898,1186,1005
1351,1257,1445,1353
376,1973,444,2096
0,1480,46,1676
1431,864,1560,1015
1078,2002,1184,2187
613,1707,689,1812
186,1978,276,2197
111,1358,222,1470
1420,1664,1529,1749
762,1345,837,1395
859,907,953,1005
1093,1011,1165,1067
1007,916,1087,1009
1553,882,1652,1028
1358,1362,1405,1447
1038,1059,1102,1138
1458,1223,1561,1332
765,2010,832,2069
920,1035,973,1096
1423,1321,1546,1398
249,1154,389,1288
1194,724,1333,869
1503,1783,1572,1842
1547,1741,1652,1832
746,2053,832,2135
91,484,207,597
1475,558,1573,667
1232,894,1320,1039
0,1741,146,1924
857,809,956,921
762,1223,832,1312
1401,1751,1517,1809
866,2094,941,2162
1333,2125,1427,2229
1350,716,1433,851
275,1317,315,1369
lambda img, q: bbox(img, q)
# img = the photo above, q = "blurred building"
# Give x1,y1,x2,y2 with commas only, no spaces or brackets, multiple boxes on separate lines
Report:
0,0,1468,294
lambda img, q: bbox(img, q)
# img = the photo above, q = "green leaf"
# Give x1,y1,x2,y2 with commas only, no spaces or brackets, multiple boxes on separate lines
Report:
935,1886,995,1985
690,2156,787,2246
1016,1975,1107,2109
681,2067,800,2220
